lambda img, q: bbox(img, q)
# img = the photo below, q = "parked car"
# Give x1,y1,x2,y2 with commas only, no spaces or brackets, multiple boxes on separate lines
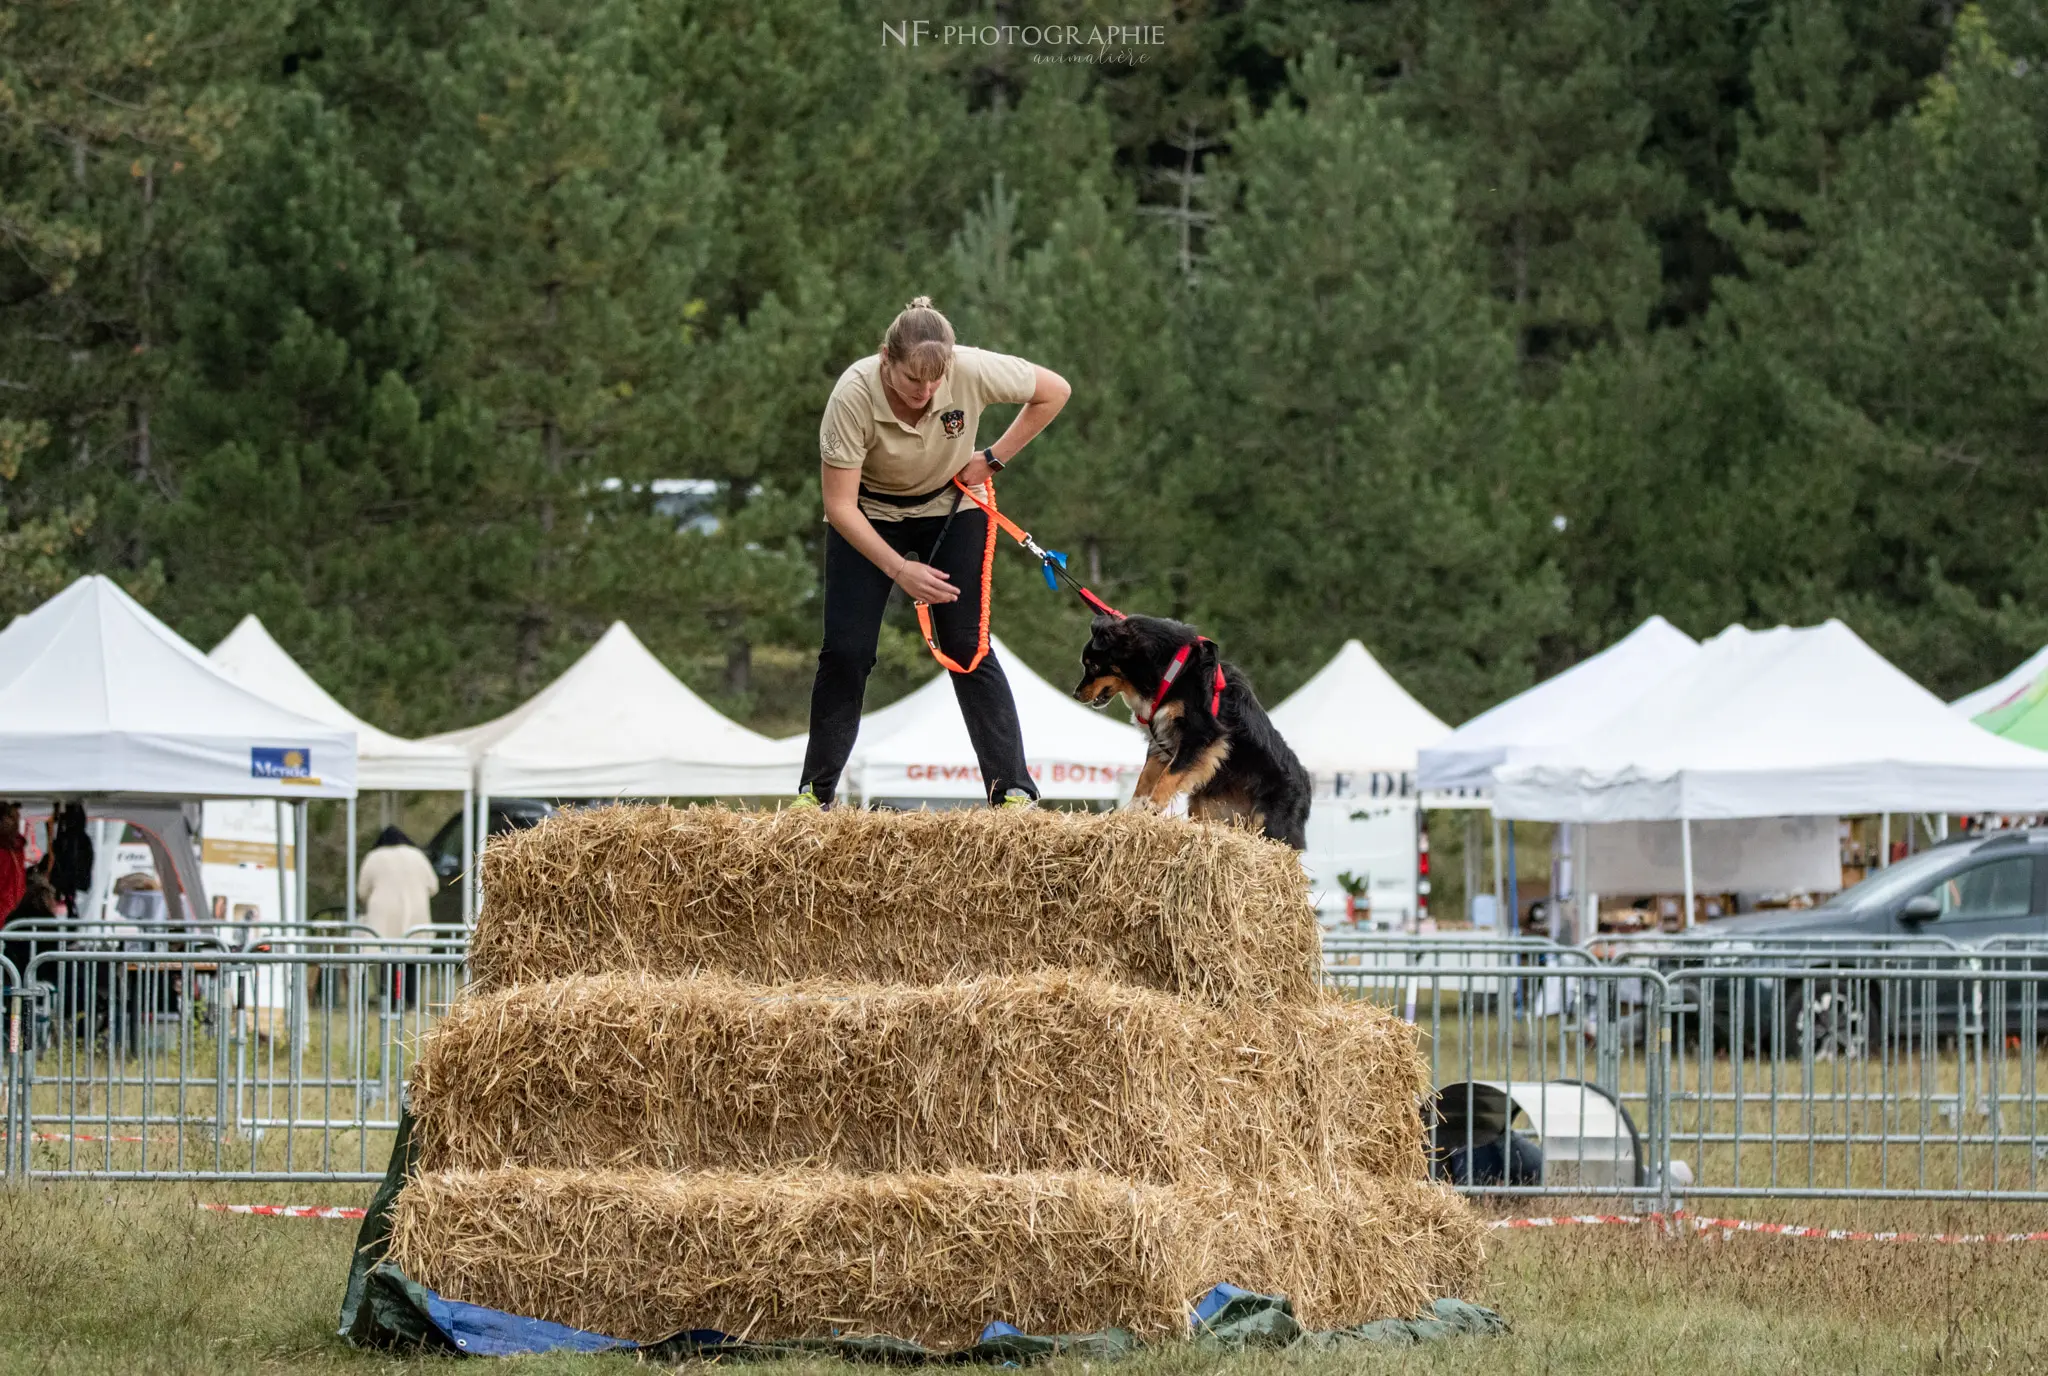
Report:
424,799,556,929
1639,830,2048,1055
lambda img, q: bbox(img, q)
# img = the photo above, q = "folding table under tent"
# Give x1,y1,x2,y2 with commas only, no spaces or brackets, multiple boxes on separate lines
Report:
209,614,473,927
851,636,1144,804
0,575,357,1042
1492,619,2048,925
1952,644,2048,719
421,622,795,917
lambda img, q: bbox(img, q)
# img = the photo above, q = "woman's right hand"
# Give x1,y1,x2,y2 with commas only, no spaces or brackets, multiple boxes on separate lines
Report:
893,557,959,604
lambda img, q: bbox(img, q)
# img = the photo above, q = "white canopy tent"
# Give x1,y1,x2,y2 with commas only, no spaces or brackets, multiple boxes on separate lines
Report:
1418,615,1699,795
1951,645,2048,718
1495,620,2048,924
1265,641,1449,925
425,621,793,798
1270,639,1451,790
424,622,796,920
209,615,469,791
208,613,471,932
0,576,357,802
851,636,1144,802
0,576,356,978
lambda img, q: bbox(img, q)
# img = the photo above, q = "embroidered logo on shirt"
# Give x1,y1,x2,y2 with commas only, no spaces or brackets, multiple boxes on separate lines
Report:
940,409,966,437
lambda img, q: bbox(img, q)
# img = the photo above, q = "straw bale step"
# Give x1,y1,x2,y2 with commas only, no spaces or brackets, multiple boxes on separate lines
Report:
471,805,1320,1002
387,1165,1483,1346
409,971,1427,1184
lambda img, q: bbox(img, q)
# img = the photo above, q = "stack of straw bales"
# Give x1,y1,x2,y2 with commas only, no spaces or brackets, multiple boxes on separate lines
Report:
390,806,1481,1344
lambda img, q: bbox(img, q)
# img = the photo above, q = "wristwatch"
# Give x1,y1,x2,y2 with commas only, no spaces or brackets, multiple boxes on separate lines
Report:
982,445,1006,473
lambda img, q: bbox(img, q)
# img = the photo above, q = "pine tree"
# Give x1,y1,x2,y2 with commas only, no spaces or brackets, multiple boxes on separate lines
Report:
1384,0,1686,361
0,421,92,619
1178,46,1567,717
1711,4,2048,694
401,0,730,702
0,0,290,582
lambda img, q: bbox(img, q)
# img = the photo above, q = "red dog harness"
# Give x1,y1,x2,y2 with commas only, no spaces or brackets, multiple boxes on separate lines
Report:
1135,637,1225,728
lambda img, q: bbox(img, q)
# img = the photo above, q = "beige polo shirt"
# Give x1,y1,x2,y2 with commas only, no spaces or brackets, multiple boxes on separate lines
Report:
819,346,1038,521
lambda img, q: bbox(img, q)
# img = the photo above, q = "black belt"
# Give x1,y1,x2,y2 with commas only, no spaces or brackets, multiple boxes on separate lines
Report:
857,481,955,508
861,481,969,571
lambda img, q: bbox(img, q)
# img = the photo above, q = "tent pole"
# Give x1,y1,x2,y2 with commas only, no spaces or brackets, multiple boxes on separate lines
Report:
1579,822,1596,944
1505,822,1519,936
345,795,357,926
1879,813,1890,868
1681,816,1696,930
474,791,490,926
296,799,311,1055
1464,812,1480,925
1491,813,1504,909
460,789,475,927
274,801,290,926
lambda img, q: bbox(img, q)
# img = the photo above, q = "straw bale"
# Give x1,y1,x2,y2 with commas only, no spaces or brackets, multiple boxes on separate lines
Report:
408,972,1427,1184
469,805,1319,1003
386,1166,1483,1345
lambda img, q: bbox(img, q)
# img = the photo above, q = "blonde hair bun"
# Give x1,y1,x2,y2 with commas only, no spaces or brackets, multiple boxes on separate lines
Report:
882,297,956,381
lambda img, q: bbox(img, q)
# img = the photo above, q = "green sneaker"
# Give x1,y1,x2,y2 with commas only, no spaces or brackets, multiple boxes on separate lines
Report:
788,788,823,811
997,789,1037,810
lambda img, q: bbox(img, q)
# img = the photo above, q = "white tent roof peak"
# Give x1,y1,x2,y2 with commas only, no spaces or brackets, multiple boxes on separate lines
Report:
1417,614,1700,794
0,575,357,799
1268,639,1450,778
423,621,792,797
208,614,470,791
1494,618,2048,821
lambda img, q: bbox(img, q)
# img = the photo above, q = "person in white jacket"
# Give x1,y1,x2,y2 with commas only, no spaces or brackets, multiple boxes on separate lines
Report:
357,826,439,942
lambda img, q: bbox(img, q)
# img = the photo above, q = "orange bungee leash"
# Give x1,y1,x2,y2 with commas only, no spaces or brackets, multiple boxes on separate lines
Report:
910,476,1124,674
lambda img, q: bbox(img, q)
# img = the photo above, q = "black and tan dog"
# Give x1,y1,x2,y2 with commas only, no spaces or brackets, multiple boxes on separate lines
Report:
1073,614,1311,849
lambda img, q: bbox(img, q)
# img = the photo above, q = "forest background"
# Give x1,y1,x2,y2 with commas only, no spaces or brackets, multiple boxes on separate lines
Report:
6,0,2047,776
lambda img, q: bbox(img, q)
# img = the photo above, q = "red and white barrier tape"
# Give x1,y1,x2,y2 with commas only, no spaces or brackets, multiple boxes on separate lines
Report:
1488,1213,1648,1230
33,1131,160,1144
200,1203,366,1220
1489,1211,2048,1244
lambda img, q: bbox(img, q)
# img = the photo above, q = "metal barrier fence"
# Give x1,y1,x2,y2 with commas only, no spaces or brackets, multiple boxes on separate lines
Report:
4,946,465,1182
1324,939,2048,1205
0,931,2041,1203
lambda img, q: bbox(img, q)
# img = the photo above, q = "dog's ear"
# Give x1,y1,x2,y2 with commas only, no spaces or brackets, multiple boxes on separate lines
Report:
1091,614,1133,647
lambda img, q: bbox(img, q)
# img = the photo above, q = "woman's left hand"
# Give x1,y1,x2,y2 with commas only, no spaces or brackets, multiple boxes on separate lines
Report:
957,454,996,488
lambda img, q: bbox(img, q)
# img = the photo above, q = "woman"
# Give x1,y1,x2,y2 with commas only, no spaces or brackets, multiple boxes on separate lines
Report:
798,297,1071,808
357,825,440,942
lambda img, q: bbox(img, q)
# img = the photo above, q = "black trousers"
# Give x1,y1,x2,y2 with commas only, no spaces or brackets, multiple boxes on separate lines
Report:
801,507,1036,806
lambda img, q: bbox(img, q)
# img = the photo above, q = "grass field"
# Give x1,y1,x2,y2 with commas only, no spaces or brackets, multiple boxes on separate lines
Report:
4,1182,2048,1374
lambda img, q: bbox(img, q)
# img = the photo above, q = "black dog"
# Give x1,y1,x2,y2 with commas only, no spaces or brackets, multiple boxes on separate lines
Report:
1073,614,1311,850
